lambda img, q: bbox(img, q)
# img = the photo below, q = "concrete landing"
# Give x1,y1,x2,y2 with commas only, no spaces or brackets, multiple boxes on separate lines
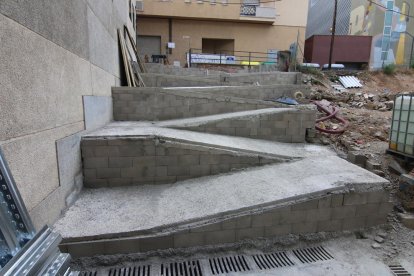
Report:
54,155,388,243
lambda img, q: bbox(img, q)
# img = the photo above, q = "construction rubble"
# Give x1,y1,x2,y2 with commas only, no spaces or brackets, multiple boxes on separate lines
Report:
302,70,414,232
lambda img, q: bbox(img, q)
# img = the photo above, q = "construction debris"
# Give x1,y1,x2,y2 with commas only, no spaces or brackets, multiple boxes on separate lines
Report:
339,76,363,88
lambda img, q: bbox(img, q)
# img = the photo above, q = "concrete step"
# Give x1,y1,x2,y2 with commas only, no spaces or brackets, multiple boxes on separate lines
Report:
81,126,331,188
157,107,315,143
112,87,293,121
54,155,391,257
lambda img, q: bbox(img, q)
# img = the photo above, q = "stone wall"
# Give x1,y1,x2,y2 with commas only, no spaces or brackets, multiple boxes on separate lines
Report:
112,88,281,121
81,138,283,188
61,190,392,257
0,1,133,229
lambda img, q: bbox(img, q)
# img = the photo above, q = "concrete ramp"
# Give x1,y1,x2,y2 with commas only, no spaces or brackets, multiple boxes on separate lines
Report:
52,70,392,259
55,155,390,257
160,108,315,143
81,124,330,188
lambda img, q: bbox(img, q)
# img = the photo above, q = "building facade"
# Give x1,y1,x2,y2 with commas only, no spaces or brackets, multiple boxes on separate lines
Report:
306,0,414,69
0,0,135,229
136,0,309,67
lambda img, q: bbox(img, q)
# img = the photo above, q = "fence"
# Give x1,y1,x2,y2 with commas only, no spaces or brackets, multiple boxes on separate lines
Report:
187,48,284,68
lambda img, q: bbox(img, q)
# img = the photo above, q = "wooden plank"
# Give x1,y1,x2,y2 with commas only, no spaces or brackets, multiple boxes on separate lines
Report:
124,25,147,73
117,29,132,87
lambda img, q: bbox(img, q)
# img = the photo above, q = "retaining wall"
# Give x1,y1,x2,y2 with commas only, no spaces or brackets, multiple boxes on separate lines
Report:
145,63,223,76
221,72,301,85
172,109,316,143
82,138,283,188
141,73,225,87
112,88,281,121
61,190,392,257
153,85,310,102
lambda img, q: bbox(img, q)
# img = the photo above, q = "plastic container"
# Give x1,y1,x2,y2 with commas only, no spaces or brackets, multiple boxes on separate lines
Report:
389,95,414,156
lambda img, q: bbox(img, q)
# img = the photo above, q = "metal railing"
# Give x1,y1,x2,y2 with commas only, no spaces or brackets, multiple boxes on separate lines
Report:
240,4,276,18
240,5,257,16
187,48,280,68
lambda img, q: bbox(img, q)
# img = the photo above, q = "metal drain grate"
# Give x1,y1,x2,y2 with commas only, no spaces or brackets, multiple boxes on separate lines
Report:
108,265,151,276
252,251,294,270
161,260,202,276
292,246,334,263
209,255,250,275
389,265,411,276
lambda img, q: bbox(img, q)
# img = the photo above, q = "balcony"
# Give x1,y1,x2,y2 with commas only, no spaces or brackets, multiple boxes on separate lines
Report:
240,5,276,19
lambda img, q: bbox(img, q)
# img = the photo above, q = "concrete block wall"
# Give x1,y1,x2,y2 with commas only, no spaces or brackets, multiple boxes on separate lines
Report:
172,109,316,143
81,138,282,188
221,72,301,85
0,1,133,228
199,85,311,101
112,88,279,121
61,190,392,257
141,73,224,87
145,63,223,76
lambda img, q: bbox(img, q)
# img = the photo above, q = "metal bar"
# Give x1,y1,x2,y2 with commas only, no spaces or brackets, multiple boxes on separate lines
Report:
0,149,35,235
396,95,404,152
328,0,338,69
404,95,413,154
189,48,192,68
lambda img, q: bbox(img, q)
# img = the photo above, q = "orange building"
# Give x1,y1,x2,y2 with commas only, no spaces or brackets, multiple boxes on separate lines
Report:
136,0,309,66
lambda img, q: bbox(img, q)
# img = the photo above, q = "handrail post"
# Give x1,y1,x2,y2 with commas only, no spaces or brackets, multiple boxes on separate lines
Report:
248,52,251,71
189,48,192,68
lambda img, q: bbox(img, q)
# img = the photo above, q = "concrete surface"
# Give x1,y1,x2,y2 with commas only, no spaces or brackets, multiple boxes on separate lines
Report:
54,155,388,242
83,96,113,131
0,0,90,59
0,122,84,230
56,132,83,204
0,1,134,228
83,124,333,159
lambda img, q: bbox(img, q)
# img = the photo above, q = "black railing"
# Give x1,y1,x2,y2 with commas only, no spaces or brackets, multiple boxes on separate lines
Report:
240,5,256,16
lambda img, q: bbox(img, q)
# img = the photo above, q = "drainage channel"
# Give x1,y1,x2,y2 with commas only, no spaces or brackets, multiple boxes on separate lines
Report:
80,246,336,276
389,264,411,276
